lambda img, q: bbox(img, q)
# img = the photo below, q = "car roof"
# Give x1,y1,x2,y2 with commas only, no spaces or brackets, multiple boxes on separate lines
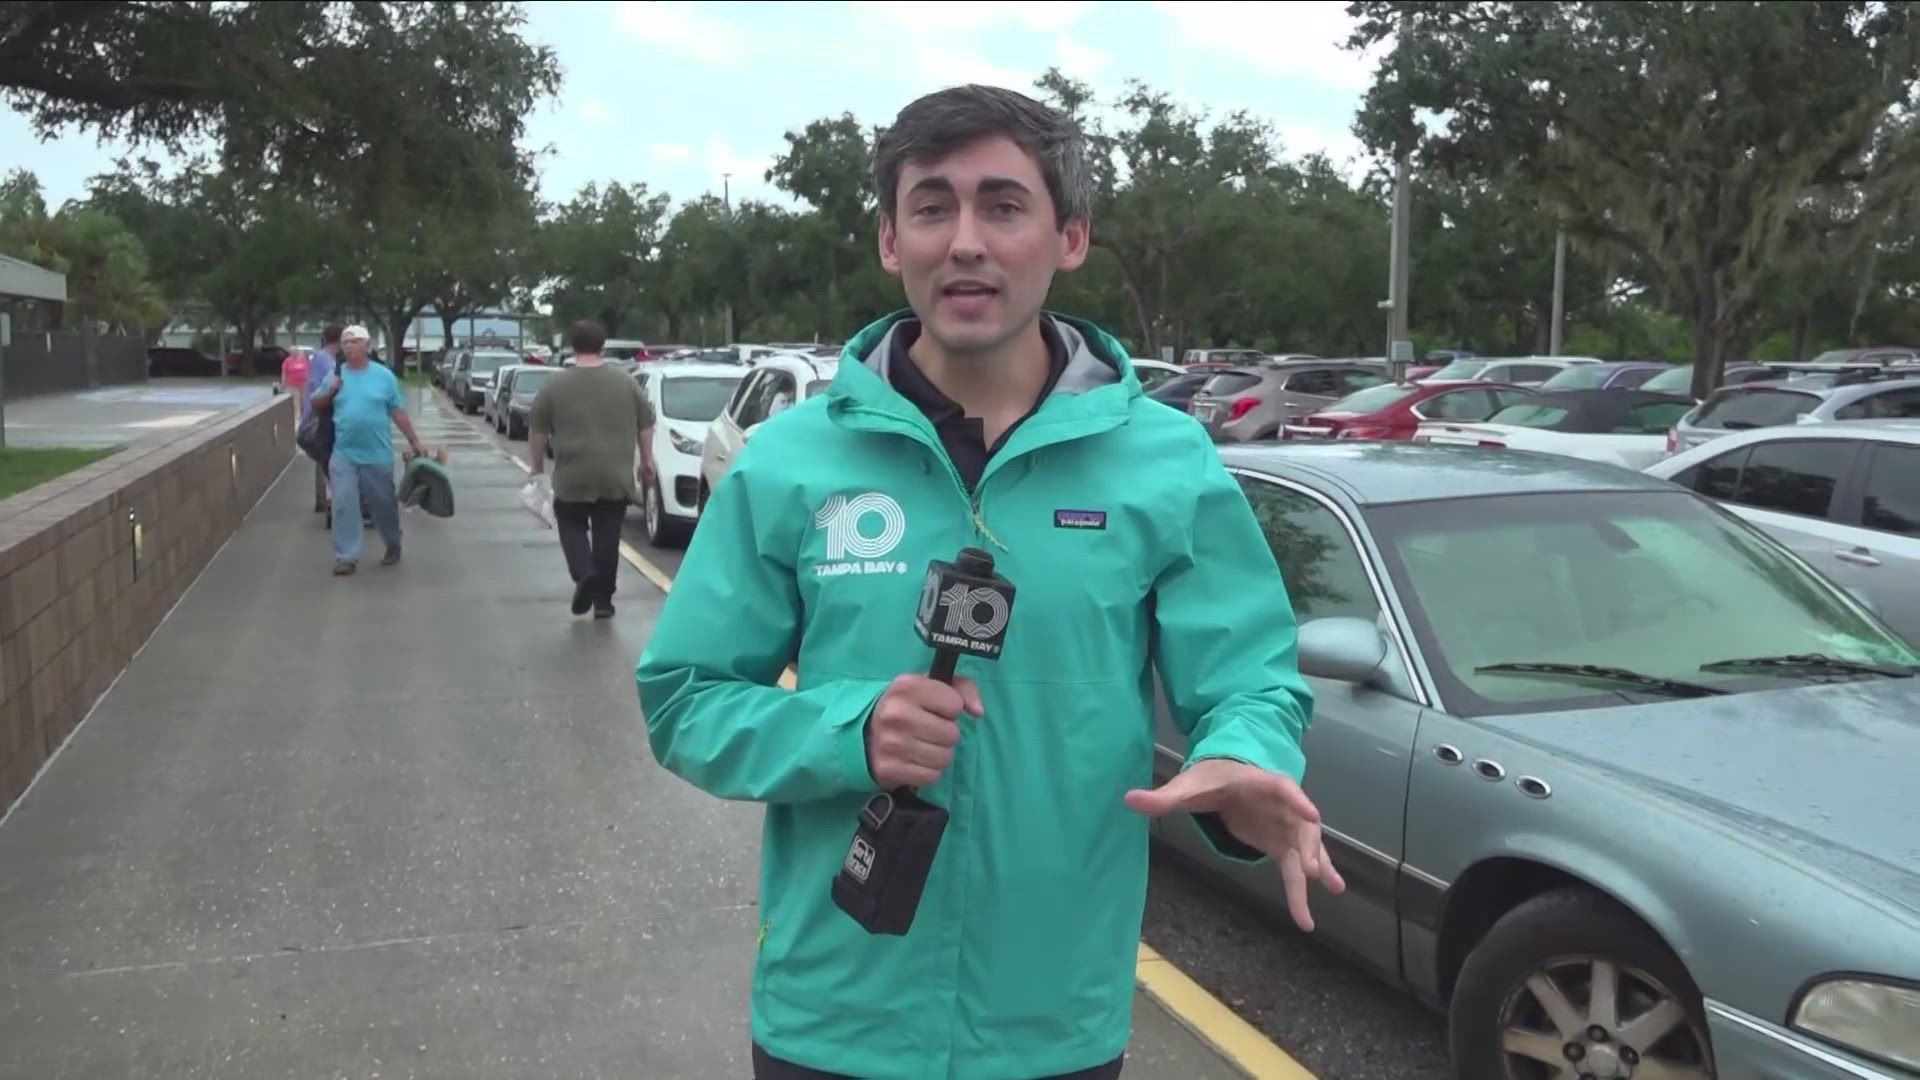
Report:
638,361,745,378
1220,441,1682,507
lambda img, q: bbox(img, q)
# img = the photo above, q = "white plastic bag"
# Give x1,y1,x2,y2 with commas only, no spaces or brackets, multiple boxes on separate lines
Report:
519,473,555,528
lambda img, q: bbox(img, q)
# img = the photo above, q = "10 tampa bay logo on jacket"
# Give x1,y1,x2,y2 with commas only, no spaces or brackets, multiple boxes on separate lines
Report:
812,492,911,577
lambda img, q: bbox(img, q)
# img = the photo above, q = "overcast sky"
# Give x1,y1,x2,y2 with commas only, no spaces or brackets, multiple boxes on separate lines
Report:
3,0,1384,212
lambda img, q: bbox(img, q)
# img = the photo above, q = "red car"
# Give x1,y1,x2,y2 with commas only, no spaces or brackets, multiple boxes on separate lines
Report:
1282,380,1535,441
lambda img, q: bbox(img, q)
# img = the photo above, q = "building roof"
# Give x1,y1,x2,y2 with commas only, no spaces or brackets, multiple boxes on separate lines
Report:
0,254,66,302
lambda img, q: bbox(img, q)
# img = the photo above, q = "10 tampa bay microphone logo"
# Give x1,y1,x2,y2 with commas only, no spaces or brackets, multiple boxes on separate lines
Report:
812,492,911,577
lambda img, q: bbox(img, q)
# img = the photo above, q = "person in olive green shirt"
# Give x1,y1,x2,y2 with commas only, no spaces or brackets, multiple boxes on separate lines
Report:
528,319,657,618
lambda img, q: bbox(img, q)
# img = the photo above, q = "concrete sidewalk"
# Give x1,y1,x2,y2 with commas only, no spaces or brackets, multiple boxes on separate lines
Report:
0,389,1252,1080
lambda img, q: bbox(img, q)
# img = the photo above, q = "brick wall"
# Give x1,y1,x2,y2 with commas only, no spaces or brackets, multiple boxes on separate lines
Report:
0,394,295,812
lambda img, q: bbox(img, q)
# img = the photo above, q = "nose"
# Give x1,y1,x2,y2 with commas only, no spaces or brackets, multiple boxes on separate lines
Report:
947,205,987,264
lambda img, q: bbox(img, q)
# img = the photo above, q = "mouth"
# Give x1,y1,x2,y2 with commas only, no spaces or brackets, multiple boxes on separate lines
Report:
940,280,1000,300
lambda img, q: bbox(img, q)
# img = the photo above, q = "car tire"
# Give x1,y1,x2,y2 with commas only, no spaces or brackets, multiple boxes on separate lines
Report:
643,481,688,548
1449,887,1714,1080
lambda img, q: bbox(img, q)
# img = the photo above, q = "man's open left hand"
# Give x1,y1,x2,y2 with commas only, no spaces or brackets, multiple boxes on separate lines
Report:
1124,757,1345,932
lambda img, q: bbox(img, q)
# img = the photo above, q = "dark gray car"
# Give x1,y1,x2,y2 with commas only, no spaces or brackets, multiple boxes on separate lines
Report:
1186,362,1390,442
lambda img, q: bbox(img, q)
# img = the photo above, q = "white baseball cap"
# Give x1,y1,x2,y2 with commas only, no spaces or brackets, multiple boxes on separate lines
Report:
342,324,371,342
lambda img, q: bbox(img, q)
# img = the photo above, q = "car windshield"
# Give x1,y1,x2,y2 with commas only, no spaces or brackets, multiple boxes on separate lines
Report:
1486,403,1570,427
1639,366,1693,394
1692,387,1821,429
1366,490,1917,717
1428,360,1489,380
1539,365,1615,391
661,375,743,422
1325,383,1417,414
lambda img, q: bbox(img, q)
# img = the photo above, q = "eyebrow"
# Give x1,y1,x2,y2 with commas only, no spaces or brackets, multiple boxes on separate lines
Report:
904,176,1035,200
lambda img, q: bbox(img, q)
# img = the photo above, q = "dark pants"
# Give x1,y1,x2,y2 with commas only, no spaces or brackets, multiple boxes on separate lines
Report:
553,498,627,600
751,1045,1123,1080
314,457,329,510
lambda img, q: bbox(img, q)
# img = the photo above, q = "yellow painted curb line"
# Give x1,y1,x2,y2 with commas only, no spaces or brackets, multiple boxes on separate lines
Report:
476,399,1308,1076
1138,943,1317,1079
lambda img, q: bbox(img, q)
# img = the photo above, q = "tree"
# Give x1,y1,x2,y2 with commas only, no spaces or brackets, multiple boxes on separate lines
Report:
87,162,326,358
542,183,672,337
2,2,559,204
1350,0,1920,397
0,169,167,336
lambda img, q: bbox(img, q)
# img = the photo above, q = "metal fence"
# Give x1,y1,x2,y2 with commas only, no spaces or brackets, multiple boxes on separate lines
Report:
0,330,148,400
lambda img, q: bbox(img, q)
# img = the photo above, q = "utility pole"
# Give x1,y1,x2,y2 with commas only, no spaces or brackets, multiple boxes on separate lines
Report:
1549,227,1568,355
722,172,736,346
1385,153,1413,379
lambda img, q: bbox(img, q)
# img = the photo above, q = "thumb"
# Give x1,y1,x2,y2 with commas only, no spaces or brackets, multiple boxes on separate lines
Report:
1123,769,1222,819
953,676,985,718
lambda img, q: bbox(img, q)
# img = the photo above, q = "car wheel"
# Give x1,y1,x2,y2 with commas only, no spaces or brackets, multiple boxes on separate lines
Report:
1450,887,1714,1080
643,481,683,547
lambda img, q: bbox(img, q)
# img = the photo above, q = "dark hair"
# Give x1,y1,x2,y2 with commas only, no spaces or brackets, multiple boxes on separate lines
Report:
872,84,1089,229
570,319,608,355
321,323,344,347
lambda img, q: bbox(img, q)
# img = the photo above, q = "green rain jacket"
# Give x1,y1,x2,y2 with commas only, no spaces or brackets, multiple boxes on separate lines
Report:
636,311,1313,1080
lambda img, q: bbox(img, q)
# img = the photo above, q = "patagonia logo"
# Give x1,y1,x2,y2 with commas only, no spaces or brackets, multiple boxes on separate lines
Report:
1054,509,1107,530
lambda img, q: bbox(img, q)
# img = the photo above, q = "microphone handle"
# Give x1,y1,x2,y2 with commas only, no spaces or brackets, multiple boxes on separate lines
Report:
928,647,958,685
892,648,959,798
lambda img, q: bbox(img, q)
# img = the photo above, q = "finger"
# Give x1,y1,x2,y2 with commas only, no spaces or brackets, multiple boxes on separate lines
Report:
1281,847,1315,933
1268,774,1322,825
900,738,954,773
900,707,961,749
1123,770,1226,818
1317,838,1348,895
898,675,968,720
953,677,985,718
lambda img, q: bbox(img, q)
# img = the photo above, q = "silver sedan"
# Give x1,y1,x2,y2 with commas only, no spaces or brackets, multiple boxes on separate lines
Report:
1151,441,1920,1080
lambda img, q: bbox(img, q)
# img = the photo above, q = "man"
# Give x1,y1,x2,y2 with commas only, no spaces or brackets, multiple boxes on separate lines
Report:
636,86,1343,1080
528,319,655,619
305,324,343,516
309,325,425,575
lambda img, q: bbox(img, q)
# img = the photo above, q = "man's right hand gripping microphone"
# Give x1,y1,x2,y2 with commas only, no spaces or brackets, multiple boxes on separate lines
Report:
832,546,1015,935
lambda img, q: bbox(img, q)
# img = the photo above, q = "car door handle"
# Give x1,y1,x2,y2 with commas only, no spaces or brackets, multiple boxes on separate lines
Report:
1836,548,1882,568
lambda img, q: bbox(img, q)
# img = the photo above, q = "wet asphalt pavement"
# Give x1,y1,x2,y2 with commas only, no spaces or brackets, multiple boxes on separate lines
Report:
443,384,1454,1080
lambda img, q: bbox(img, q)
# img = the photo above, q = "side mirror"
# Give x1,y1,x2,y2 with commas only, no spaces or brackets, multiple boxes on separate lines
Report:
1297,616,1389,685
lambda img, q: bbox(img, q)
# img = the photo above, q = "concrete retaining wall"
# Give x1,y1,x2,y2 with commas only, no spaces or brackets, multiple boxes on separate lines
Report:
0,394,295,812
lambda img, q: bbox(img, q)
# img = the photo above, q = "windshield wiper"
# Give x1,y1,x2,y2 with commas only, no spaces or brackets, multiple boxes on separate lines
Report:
1474,662,1728,698
1697,653,1917,679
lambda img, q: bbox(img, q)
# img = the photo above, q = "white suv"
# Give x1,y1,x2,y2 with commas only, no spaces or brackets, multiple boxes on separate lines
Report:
698,352,838,518
631,361,748,546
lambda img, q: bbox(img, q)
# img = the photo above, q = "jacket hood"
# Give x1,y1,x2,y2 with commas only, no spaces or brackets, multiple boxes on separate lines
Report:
825,309,1140,422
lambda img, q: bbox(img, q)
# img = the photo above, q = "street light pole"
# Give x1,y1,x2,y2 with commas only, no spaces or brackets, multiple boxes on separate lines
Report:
722,172,735,345
1549,227,1568,355
1386,153,1413,378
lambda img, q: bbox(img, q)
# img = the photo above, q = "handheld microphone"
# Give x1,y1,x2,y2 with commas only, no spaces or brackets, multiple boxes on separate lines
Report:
832,547,1016,935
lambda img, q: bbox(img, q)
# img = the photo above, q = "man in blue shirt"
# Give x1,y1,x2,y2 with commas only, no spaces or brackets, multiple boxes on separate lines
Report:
304,324,341,516
309,325,425,575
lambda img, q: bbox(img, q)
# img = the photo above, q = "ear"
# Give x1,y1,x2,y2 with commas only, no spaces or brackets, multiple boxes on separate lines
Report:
1058,213,1091,272
878,213,902,276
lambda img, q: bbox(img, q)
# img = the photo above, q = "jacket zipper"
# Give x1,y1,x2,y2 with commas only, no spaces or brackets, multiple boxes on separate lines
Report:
850,404,1010,554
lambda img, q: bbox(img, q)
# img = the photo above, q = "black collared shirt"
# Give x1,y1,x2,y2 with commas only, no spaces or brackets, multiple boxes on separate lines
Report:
887,319,1071,492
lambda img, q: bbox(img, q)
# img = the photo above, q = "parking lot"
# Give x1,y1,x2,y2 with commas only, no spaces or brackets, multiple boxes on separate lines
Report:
433,343,1920,1080
444,381,1458,1080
